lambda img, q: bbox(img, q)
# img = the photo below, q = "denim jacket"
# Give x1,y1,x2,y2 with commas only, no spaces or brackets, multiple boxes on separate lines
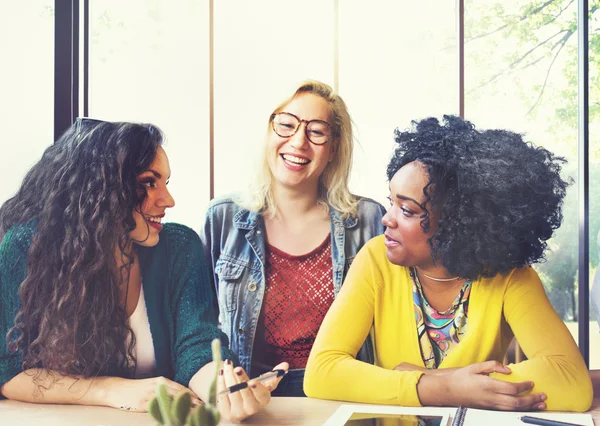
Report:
200,195,386,373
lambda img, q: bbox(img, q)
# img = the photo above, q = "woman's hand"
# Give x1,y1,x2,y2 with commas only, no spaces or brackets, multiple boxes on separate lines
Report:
217,360,289,423
101,376,201,412
441,361,547,411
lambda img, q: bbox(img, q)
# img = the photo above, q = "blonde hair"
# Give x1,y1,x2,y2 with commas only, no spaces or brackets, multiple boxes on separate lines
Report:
236,80,358,218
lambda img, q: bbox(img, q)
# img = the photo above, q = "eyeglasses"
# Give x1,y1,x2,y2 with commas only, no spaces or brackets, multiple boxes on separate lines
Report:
270,112,332,145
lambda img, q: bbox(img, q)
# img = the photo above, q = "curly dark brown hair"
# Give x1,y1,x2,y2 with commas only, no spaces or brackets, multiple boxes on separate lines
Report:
387,115,570,279
0,119,163,381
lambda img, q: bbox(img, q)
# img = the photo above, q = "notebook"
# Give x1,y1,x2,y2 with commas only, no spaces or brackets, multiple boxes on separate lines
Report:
325,405,594,426
451,406,594,426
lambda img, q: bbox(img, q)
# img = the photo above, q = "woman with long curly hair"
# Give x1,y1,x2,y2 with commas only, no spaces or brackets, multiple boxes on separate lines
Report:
305,115,593,412
0,119,285,421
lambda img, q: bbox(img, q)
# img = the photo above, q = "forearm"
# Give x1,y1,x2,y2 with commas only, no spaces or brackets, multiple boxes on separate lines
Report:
189,361,218,402
304,352,424,405
490,357,593,412
0,369,115,406
501,268,593,411
415,374,452,406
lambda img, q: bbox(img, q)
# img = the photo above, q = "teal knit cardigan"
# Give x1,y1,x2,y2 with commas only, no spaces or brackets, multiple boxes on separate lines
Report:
0,222,234,397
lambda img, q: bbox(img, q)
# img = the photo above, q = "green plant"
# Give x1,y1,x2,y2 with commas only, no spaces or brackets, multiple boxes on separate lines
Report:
148,339,222,426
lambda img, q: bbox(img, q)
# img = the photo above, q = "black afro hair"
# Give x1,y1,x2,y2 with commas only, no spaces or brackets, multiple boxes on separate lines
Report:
387,115,570,279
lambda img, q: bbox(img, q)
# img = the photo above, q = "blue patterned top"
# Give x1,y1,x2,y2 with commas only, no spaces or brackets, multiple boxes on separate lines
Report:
411,268,472,369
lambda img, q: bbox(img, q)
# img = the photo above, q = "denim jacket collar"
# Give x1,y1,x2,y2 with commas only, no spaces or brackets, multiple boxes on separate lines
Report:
232,209,261,230
232,206,358,230
330,207,358,229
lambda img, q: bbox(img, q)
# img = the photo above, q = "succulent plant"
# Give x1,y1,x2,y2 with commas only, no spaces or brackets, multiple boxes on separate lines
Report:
148,338,222,426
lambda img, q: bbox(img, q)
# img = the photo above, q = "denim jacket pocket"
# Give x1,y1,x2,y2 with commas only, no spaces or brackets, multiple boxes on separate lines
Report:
215,257,246,312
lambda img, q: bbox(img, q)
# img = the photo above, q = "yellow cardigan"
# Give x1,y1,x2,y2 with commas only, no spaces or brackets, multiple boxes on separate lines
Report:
304,235,592,412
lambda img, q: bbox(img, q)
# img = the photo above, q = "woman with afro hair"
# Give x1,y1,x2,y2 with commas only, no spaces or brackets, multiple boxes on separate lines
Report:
304,115,593,412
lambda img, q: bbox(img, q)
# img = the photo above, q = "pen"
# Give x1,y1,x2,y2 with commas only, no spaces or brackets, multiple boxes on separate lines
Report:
217,369,287,396
520,416,585,426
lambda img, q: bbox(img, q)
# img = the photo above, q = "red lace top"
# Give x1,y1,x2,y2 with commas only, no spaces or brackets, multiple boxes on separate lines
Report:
254,234,334,370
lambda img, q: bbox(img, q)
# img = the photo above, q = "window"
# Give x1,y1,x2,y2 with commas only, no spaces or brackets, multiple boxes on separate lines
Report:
89,0,210,230
9,0,595,364
339,1,457,204
465,0,597,365
213,0,334,197
589,2,600,368
1,2,54,206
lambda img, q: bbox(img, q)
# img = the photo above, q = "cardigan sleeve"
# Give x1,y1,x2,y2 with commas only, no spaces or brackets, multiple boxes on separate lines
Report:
304,238,424,405
0,226,31,397
165,224,236,386
490,266,593,412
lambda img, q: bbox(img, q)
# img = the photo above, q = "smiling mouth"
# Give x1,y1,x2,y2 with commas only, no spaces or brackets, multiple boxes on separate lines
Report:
145,215,163,224
281,154,311,165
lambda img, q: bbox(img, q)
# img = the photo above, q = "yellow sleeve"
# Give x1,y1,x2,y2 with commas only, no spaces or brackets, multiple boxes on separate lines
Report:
489,267,593,412
304,239,424,405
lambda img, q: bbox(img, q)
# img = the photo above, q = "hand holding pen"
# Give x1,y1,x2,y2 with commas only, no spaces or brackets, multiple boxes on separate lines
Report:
218,368,288,396
217,359,289,423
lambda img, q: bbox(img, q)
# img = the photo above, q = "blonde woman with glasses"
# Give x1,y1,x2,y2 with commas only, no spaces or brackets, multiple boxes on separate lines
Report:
201,80,386,396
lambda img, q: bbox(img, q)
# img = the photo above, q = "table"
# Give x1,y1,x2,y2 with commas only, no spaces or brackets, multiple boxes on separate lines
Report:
1,396,599,425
